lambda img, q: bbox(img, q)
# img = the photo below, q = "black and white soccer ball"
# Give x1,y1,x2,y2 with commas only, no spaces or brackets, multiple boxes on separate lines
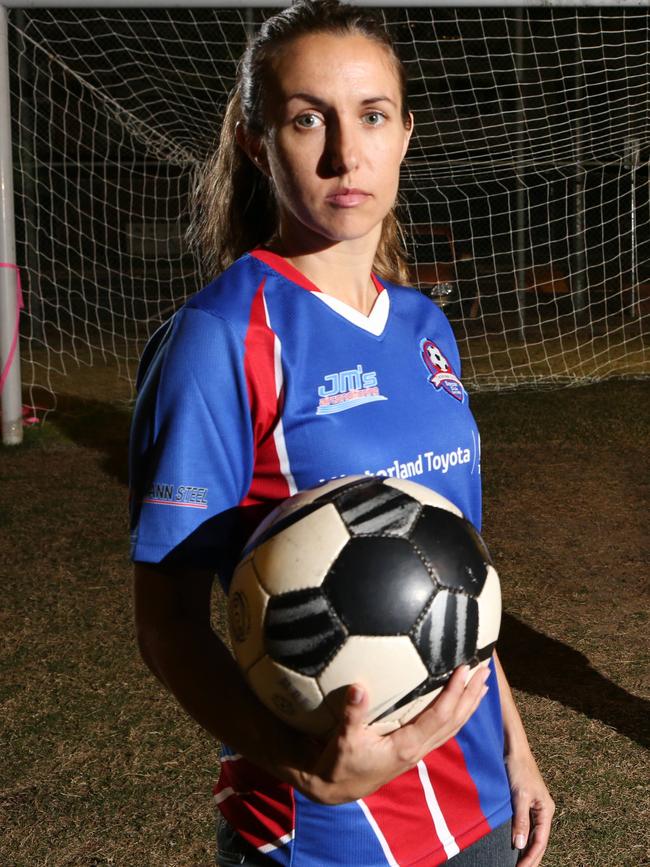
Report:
228,476,501,736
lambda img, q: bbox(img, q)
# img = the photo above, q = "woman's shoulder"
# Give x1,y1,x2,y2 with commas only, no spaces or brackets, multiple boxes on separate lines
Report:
184,252,268,335
381,276,451,320
136,253,266,386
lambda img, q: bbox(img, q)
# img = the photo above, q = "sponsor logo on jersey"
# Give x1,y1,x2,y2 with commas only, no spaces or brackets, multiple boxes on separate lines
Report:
420,338,466,403
143,482,209,509
316,363,388,415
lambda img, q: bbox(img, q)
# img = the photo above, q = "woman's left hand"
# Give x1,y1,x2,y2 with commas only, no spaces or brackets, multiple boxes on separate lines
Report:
506,749,555,867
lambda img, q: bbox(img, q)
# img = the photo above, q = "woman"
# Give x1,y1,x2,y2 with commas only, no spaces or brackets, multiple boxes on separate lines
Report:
129,2,554,865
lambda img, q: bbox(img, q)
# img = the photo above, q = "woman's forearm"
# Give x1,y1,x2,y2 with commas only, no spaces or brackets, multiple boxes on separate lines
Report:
492,650,534,758
492,649,555,863
133,562,310,778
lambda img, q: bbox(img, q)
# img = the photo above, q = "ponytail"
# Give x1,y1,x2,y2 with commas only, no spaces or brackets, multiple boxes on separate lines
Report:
188,88,277,276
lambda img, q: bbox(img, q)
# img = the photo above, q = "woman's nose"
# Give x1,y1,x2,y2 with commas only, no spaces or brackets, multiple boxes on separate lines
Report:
327,119,359,175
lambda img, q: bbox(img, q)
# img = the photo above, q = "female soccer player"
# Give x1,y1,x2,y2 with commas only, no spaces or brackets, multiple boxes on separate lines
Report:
130,2,554,864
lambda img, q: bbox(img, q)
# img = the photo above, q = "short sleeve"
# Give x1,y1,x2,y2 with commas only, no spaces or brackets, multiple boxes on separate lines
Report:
129,306,255,573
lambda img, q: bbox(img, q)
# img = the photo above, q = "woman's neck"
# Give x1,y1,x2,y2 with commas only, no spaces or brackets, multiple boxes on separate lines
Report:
270,226,381,316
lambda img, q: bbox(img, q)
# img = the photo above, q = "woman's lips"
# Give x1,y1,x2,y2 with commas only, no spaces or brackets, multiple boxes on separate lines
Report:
326,189,371,207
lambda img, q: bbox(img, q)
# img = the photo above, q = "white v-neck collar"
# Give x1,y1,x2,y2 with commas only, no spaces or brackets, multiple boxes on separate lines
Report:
250,249,391,337
311,288,390,336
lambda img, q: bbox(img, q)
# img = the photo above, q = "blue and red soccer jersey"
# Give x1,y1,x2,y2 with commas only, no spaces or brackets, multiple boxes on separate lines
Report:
129,249,512,866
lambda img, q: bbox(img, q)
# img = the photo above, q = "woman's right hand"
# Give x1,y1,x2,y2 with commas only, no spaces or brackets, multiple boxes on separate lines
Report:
289,663,490,805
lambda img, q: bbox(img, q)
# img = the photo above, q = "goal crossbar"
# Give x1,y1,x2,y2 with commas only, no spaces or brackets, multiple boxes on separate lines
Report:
2,0,648,7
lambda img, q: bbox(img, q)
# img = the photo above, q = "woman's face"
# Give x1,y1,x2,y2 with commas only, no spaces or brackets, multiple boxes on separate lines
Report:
252,32,413,251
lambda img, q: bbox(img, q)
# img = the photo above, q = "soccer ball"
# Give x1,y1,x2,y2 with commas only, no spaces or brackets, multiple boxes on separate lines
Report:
228,476,501,736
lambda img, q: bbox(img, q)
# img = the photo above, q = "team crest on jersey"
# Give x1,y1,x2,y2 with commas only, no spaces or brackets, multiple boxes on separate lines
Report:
420,338,466,403
316,363,388,415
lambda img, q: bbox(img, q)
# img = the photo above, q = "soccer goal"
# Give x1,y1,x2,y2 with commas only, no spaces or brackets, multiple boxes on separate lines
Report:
1,1,649,444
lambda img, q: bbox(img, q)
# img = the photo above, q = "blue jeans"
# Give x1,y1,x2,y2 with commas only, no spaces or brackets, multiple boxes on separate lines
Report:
215,816,519,866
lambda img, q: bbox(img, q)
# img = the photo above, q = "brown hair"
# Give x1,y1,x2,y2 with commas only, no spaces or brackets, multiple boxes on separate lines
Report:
188,0,411,283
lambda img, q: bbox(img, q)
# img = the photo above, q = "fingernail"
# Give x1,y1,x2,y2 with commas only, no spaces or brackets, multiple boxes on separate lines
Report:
514,834,526,850
349,685,364,705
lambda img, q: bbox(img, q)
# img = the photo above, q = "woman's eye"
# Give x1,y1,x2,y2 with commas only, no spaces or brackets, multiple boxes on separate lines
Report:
363,111,386,126
295,113,323,129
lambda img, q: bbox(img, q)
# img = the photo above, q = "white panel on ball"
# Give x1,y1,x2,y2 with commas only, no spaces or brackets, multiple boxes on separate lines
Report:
246,476,366,550
318,635,428,728
384,478,463,517
395,688,444,728
253,504,350,594
228,557,270,674
247,655,336,735
382,660,491,735
377,661,491,736
476,565,502,651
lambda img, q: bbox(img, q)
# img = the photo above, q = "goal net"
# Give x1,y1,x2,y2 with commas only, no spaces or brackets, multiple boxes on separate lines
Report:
6,4,650,415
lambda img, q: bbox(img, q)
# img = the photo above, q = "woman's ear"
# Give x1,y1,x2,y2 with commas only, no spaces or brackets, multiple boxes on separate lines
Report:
235,121,270,176
401,112,414,161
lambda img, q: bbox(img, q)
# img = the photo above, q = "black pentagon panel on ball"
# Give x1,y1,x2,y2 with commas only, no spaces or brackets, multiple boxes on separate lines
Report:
328,478,421,538
265,587,346,677
412,590,479,676
410,506,490,595
324,537,435,635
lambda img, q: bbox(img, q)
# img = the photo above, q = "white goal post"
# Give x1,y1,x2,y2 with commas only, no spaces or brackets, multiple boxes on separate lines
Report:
1,1,649,444
0,6,21,444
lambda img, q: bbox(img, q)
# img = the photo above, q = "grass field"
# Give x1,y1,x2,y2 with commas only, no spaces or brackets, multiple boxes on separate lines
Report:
1,379,648,866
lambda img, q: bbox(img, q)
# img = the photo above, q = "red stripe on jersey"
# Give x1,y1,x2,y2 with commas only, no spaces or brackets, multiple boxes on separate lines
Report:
362,764,444,865
251,249,321,293
241,277,293,507
422,739,492,850
215,758,294,851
